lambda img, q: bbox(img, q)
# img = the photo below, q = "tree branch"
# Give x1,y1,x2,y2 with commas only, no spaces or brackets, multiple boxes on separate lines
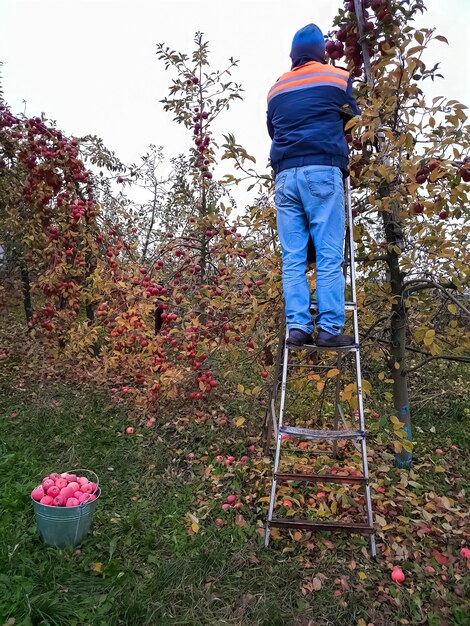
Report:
355,254,389,263
405,353,470,373
402,278,470,316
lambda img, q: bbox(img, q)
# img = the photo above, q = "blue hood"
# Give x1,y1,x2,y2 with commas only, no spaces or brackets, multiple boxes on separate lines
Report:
290,24,326,68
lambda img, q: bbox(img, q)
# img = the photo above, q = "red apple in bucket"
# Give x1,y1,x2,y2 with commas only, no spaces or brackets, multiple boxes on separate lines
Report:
31,486,45,502
32,471,99,507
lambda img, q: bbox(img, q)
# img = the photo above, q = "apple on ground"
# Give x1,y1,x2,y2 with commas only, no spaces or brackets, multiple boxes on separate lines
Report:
391,566,405,583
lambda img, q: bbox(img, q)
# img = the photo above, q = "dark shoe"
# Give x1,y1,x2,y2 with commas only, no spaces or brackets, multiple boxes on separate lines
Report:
286,329,313,347
316,329,355,347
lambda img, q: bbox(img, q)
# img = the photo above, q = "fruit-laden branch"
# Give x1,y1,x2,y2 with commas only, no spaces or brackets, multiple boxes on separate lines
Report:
363,332,470,369
402,278,470,317
353,0,373,83
405,352,470,373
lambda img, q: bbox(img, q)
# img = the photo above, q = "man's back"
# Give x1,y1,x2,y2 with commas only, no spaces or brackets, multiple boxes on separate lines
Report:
266,23,359,177
267,61,355,175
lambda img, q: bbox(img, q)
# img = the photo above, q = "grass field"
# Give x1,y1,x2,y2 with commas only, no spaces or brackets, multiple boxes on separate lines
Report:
1,361,469,626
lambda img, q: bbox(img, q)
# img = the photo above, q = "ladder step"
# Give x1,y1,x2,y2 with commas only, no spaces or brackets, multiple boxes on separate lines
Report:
311,301,356,312
280,426,365,440
289,343,359,353
269,518,374,535
275,472,366,485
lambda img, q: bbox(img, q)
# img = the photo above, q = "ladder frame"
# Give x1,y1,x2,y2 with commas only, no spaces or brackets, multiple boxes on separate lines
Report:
264,177,377,558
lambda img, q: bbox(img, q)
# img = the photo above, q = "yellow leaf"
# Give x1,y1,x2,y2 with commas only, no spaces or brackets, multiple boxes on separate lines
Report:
402,440,414,453
435,466,445,473
394,428,407,438
191,522,200,533
447,303,457,314
237,383,244,394
358,571,367,581
375,514,387,527
394,440,403,453
326,368,340,378
344,116,359,131
389,415,403,427
234,416,245,427
91,562,103,573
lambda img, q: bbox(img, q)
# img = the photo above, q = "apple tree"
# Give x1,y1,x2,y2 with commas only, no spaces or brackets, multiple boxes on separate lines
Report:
324,0,470,466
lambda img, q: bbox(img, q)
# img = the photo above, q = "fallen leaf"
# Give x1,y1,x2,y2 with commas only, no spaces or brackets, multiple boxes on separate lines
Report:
375,514,387,527
432,550,449,566
235,514,248,527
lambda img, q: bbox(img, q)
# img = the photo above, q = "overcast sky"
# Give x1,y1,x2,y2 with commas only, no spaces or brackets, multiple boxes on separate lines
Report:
1,0,470,186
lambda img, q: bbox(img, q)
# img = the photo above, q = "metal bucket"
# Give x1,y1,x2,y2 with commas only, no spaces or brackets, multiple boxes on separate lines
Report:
32,469,100,548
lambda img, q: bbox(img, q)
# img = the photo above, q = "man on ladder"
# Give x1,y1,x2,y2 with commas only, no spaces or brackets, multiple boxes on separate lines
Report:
265,23,376,557
267,23,360,348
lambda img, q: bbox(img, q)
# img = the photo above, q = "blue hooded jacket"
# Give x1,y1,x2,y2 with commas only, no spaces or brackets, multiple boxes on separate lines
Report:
267,24,360,175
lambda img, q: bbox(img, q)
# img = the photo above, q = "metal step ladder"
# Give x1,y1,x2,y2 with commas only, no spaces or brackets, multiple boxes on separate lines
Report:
264,178,377,558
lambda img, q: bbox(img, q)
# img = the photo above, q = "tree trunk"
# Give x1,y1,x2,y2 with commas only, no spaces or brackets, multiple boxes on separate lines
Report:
390,298,412,468
382,208,413,468
20,266,33,323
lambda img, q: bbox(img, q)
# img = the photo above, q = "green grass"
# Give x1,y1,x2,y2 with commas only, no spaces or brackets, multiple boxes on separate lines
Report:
1,365,469,626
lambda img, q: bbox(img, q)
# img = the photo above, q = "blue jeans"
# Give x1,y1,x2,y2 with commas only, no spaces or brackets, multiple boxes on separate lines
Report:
275,165,345,336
